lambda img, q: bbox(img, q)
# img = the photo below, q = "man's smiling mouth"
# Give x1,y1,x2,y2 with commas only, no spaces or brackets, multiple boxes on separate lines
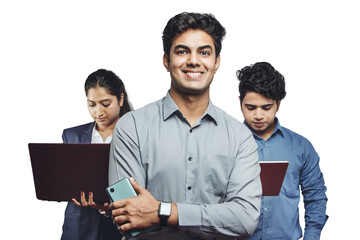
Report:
183,70,203,77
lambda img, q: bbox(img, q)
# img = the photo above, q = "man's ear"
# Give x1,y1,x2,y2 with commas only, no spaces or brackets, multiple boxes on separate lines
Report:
163,53,170,72
215,54,221,72
276,101,281,111
239,96,243,112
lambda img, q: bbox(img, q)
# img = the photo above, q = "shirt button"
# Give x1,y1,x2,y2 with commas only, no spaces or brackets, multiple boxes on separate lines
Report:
187,186,192,190
188,157,192,161
264,208,268,212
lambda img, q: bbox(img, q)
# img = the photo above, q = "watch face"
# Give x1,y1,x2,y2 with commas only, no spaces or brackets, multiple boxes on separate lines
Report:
160,202,171,216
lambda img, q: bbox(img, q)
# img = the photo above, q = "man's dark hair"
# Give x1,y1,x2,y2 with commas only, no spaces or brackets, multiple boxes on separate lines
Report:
237,62,286,103
162,12,226,58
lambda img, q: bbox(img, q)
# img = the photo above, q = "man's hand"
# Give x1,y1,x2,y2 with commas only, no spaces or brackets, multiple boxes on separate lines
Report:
110,177,160,232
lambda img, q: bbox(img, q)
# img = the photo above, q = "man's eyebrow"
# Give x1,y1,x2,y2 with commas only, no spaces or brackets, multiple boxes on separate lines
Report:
174,45,190,51
198,45,213,51
245,104,256,107
262,103,274,107
173,44,213,51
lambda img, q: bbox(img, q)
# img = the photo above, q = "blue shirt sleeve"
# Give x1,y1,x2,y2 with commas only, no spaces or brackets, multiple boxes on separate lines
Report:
300,141,328,240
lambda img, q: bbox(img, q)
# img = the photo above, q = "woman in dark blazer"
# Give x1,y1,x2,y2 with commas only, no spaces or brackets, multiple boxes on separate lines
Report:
61,69,132,240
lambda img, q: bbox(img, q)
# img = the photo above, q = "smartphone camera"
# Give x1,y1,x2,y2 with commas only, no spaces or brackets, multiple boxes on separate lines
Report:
110,188,114,193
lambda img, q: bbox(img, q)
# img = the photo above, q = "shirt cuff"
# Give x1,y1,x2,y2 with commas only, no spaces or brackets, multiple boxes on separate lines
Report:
176,203,201,227
303,230,321,240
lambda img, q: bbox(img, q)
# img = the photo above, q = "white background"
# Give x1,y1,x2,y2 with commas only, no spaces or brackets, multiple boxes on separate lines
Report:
1,0,358,239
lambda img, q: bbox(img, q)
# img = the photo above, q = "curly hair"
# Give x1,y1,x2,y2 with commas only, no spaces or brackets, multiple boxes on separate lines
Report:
162,12,226,58
237,62,286,103
84,69,133,118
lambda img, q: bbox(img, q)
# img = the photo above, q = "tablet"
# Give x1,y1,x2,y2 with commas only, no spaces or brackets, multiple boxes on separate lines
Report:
259,161,289,196
28,143,110,202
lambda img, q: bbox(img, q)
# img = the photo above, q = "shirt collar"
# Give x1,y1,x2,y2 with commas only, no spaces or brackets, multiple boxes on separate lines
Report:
273,118,284,137
244,117,284,139
163,91,179,120
91,125,112,143
163,91,218,125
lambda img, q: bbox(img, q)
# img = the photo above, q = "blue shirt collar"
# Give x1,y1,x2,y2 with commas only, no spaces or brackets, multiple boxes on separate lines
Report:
163,91,217,125
244,117,284,140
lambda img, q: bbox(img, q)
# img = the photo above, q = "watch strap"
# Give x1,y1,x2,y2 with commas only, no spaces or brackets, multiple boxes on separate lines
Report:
158,202,171,227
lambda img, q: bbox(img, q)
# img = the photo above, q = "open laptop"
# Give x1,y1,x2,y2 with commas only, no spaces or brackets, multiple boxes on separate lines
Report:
259,161,289,196
28,143,111,202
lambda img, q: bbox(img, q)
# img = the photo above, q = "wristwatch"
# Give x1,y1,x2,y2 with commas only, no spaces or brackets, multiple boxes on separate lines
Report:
158,202,172,227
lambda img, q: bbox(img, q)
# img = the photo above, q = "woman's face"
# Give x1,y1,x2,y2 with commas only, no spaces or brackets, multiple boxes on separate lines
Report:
87,87,123,130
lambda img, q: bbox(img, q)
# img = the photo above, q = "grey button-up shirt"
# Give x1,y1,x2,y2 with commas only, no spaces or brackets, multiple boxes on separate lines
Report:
109,92,262,239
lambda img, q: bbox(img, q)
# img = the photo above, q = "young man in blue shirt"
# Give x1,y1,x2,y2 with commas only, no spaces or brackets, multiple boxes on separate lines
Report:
237,62,328,240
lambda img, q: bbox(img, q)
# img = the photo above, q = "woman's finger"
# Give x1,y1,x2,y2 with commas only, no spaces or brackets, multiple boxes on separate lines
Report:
80,192,88,206
72,198,82,207
89,192,95,206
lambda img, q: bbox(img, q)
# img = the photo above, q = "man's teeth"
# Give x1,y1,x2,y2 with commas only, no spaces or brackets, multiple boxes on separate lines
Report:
186,72,201,76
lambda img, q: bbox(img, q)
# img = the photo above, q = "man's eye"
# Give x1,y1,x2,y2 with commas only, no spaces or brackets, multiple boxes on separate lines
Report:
262,106,272,110
200,51,210,56
176,50,187,55
102,104,110,107
88,104,95,107
247,107,256,110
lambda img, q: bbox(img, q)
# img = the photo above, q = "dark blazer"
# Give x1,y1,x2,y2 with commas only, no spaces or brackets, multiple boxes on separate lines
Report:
60,122,122,240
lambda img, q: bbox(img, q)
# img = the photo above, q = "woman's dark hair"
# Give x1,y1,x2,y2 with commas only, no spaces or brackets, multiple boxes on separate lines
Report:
84,69,133,117
162,12,226,58
237,62,286,103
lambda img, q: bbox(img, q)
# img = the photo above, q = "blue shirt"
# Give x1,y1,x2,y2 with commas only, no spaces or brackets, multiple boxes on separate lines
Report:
245,118,328,240
109,92,262,239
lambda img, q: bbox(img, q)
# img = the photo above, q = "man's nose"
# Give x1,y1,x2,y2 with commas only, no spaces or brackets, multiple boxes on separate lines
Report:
186,52,200,67
254,109,263,120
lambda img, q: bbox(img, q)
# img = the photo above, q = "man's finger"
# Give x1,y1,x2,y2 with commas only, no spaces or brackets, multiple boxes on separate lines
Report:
129,177,143,194
113,214,129,226
118,222,134,233
110,199,126,210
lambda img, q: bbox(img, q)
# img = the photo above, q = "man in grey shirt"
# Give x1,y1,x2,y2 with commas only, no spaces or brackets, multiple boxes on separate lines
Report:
108,12,262,239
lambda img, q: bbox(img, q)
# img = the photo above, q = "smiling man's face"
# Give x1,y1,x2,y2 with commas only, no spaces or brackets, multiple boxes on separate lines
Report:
163,29,220,96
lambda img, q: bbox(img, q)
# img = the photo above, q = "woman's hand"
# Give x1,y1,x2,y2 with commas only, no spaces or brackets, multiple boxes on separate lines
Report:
72,191,110,214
